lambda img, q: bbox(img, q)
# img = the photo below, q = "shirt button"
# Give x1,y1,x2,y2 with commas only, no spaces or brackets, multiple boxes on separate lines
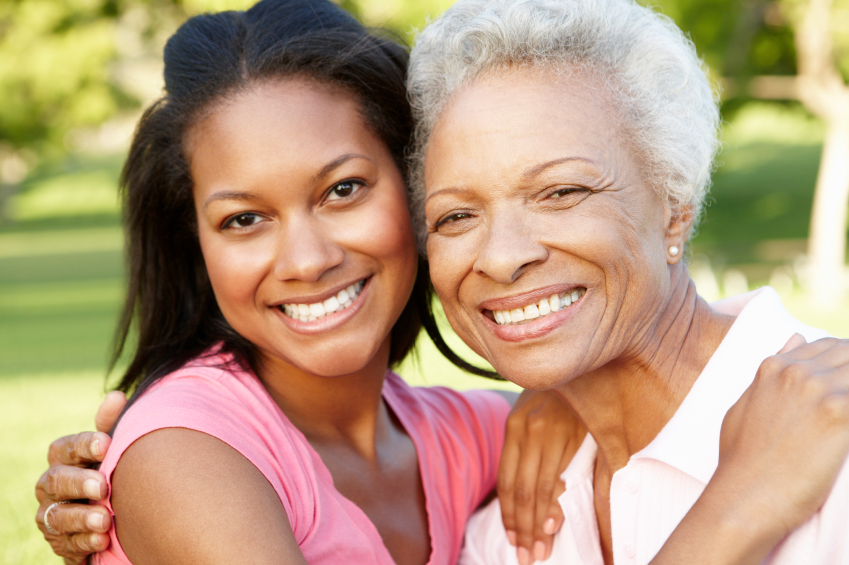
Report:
627,479,639,494
624,543,636,558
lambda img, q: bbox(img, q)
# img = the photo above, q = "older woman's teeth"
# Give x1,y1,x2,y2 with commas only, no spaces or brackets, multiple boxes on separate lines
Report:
493,288,586,325
281,280,365,322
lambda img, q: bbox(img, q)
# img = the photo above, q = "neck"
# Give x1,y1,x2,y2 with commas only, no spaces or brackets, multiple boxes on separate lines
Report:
257,339,394,460
557,265,735,475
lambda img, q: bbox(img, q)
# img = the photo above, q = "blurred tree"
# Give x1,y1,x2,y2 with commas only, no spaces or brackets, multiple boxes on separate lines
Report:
783,0,849,306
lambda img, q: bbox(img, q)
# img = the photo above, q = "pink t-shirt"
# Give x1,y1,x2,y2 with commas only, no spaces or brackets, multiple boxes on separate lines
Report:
94,349,510,565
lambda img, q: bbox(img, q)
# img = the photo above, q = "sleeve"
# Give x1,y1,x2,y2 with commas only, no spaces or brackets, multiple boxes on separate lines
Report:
97,373,303,527
454,389,513,508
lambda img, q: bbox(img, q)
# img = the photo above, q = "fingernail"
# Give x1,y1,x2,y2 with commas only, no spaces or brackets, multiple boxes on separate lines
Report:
543,517,557,535
534,541,546,561
84,478,102,499
91,439,101,457
90,532,103,549
86,512,105,531
517,546,531,565
506,530,517,546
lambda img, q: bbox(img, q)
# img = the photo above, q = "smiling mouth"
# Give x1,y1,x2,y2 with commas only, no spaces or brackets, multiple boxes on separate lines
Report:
279,279,366,322
488,287,586,325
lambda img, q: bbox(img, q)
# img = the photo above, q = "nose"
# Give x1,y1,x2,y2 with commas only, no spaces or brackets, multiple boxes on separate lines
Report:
272,217,344,282
472,207,548,284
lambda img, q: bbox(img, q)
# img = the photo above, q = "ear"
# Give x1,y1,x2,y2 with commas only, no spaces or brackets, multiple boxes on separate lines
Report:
663,204,693,265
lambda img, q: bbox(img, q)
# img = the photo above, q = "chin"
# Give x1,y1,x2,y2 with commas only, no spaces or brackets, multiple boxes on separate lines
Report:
490,356,579,391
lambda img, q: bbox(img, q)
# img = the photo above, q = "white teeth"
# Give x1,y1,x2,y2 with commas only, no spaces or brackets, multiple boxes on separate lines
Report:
281,279,366,322
323,295,340,314
492,288,586,326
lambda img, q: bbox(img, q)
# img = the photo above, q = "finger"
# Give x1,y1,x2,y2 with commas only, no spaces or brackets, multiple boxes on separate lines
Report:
49,532,109,563
776,337,844,362
497,423,524,546
512,436,544,555
38,465,108,501
777,333,807,354
37,502,111,536
537,451,568,560
95,391,126,433
531,444,564,544
48,432,111,467
808,338,849,369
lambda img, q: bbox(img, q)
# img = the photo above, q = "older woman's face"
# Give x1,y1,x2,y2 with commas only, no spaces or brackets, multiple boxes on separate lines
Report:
424,69,678,390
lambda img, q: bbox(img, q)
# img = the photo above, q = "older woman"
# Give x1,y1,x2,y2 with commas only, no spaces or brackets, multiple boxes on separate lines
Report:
410,0,849,564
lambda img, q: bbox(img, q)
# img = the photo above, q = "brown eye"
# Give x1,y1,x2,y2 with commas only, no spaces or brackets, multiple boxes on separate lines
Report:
549,188,580,198
326,180,363,201
224,213,262,229
435,212,472,229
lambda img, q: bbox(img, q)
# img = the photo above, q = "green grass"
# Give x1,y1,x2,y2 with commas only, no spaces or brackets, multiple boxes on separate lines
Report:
1,102,848,563
0,372,106,565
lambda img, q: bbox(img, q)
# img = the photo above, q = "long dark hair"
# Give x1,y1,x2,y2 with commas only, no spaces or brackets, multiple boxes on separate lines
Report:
110,0,498,408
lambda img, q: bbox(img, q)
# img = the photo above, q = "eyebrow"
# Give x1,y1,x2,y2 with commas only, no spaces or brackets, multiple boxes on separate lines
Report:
203,191,263,210
425,156,599,204
313,153,374,182
203,153,376,210
522,156,598,179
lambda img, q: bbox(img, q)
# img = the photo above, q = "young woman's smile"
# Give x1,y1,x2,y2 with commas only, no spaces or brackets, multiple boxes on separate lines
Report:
189,79,418,377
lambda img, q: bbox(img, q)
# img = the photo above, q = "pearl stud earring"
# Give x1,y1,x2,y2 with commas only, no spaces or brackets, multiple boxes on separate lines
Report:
669,246,679,257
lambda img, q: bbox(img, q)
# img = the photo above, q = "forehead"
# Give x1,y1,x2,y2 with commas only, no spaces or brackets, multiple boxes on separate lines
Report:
186,79,377,189
424,68,632,192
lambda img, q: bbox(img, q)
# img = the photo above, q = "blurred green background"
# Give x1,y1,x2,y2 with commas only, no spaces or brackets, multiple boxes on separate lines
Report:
2,0,849,562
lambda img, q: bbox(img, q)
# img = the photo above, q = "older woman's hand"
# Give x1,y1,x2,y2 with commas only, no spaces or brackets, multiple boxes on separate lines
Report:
498,390,586,564
719,335,849,546
651,335,849,565
35,391,126,564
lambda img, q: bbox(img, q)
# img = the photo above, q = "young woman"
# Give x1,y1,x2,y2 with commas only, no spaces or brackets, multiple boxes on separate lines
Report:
36,1,849,564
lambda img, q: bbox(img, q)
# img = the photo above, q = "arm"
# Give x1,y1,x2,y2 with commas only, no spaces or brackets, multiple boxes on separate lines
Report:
35,391,126,564
111,427,308,565
650,335,849,565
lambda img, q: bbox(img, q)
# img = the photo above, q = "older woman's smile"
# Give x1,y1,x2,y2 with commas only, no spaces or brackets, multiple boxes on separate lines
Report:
487,287,587,326
424,69,673,389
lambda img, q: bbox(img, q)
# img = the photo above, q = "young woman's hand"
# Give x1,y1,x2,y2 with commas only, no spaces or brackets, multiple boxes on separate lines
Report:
35,391,126,564
651,335,849,565
498,389,586,565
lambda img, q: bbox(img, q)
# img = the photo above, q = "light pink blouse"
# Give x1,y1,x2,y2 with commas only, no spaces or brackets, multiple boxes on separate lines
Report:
462,287,849,565
93,349,510,565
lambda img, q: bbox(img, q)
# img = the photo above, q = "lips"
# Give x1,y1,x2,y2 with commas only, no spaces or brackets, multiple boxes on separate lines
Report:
279,279,366,322
490,287,586,325
479,285,588,342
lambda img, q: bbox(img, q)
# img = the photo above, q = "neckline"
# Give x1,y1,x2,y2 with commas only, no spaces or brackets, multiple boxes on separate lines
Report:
263,371,436,565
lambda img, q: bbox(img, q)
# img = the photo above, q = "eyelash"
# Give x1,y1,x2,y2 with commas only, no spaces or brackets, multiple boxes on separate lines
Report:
432,186,594,231
434,211,473,230
222,212,263,230
325,179,365,202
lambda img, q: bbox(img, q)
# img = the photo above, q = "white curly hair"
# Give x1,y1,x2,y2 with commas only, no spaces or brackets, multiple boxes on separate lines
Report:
407,0,721,248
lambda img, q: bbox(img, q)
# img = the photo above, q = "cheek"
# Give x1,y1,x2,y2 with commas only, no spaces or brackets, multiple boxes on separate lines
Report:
198,232,268,319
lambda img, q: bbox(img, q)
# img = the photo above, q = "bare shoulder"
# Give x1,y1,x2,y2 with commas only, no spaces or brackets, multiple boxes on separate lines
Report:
112,427,307,565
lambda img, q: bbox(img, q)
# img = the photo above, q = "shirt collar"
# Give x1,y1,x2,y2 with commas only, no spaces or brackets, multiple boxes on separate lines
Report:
630,287,825,484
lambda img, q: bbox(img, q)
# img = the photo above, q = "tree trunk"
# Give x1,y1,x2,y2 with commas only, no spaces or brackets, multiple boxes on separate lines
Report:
793,0,849,307
808,118,849,307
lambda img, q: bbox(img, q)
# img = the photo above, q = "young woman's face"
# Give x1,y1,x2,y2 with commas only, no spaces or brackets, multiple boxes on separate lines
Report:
188,79,418,377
